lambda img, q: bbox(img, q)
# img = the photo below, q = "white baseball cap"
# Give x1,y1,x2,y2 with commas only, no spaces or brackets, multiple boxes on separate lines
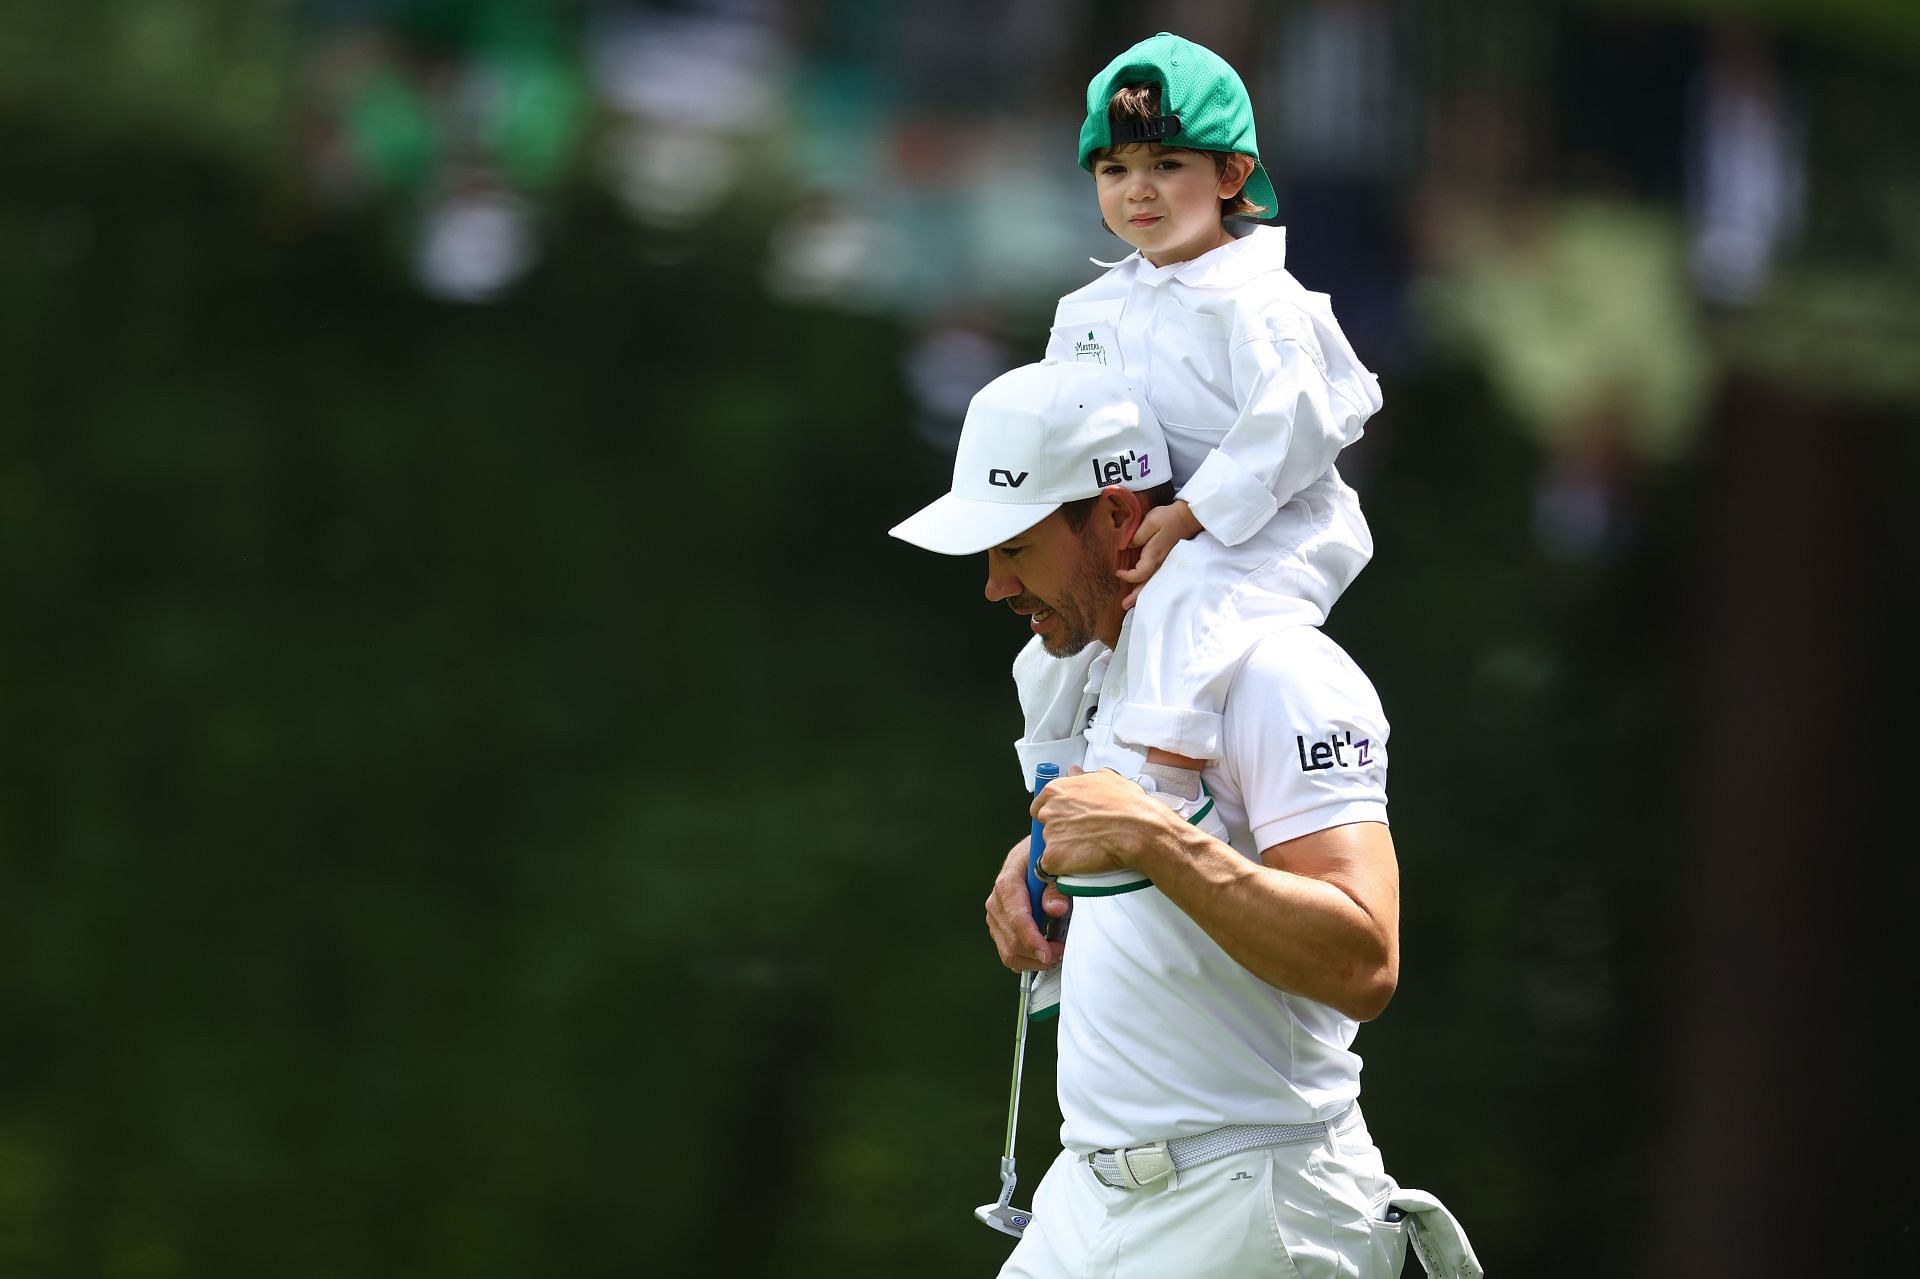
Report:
889,360,1168,556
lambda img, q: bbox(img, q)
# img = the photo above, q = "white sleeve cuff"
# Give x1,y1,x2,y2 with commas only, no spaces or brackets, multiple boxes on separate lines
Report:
1179,447,1279,548
1252,801,1389,853
1015,735,1087,794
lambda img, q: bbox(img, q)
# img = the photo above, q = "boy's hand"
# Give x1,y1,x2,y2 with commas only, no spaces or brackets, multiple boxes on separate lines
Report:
1117,499,1203,608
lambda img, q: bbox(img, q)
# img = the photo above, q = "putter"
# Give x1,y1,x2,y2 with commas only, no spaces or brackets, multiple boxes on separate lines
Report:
974,969,1039,1236
975,763,1059,1238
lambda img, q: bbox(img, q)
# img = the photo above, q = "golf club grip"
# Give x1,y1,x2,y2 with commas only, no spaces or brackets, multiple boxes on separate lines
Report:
1026,763,1060,935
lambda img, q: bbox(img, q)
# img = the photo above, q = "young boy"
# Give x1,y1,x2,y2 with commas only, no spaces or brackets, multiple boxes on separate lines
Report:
1015,31,1383,865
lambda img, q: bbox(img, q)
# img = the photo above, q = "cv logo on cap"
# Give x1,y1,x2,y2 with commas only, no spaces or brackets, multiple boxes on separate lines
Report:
988,468,1030,488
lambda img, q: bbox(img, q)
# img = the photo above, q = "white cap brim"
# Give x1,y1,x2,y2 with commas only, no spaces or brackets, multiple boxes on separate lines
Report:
888,493,1062,556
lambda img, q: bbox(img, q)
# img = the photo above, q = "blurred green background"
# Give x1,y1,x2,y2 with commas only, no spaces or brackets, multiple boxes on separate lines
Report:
1,1,1915,1276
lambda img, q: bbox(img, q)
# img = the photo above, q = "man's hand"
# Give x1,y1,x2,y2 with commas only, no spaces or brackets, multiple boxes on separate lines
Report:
1116,498,1203,608
1030,767,1182,877
985,836,1071,972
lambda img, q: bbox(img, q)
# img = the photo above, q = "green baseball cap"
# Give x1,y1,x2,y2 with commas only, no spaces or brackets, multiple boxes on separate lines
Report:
1076,31,1276,220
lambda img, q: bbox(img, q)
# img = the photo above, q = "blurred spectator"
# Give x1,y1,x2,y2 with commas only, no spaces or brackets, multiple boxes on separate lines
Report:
1265,0,1416,373
770,3,1108,320
1107,0,1252,57
587,0,792,231
1409,12,1721,561
1552,9,1695,203
1684,21,1804,308
900,307,1017,452
302,24,438,210
763,191,905,311
300,1,589,301
412,177,539,303
885,0,1085,112
1417,192,1709,559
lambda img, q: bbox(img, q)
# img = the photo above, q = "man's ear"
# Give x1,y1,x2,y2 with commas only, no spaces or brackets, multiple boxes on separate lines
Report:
1100,486,1147,556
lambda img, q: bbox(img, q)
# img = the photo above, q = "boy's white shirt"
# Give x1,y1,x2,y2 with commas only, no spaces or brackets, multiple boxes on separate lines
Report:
1015,222,1383,774
1042,223,1384,546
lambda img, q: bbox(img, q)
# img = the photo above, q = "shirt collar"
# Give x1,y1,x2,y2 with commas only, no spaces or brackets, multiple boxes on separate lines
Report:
1087,223,1289,289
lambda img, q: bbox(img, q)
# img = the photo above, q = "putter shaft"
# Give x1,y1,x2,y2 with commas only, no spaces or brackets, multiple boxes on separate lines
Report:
1000,968,1034,1166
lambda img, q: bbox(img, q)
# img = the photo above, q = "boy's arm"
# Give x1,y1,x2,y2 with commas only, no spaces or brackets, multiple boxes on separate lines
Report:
1178,322,1380,548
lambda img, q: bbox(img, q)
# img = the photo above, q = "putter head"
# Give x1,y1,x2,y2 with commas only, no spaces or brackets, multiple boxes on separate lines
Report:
974,1201,1033,1237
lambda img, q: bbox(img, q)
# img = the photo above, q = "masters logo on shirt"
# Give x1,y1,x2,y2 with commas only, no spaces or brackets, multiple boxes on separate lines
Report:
1296,730,1375,773
1073,330,1108,365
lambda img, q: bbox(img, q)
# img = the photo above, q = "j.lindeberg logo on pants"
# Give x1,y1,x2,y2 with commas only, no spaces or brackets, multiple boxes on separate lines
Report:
1296,731,1374,772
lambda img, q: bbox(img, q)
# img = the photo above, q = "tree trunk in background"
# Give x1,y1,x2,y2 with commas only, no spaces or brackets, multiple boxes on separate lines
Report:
1655,375,1869,1276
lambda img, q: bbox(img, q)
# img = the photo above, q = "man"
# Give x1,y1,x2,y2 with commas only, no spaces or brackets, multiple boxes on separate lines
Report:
890,360,1479,1278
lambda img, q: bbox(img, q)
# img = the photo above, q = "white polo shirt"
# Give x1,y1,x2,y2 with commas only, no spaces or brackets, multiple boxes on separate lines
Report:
1044,617,1392,1154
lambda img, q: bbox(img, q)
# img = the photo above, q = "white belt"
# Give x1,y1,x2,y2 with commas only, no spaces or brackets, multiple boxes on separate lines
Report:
1086,1103,1358,1190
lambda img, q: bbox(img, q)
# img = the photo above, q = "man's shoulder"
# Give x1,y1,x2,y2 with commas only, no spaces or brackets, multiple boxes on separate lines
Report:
1225,626,1385,722
1215,625,1391,847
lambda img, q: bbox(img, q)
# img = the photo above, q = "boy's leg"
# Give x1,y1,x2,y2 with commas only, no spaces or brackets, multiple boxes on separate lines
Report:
1059,616,1231,898
1134,759,1230,841
1114,481,1369,763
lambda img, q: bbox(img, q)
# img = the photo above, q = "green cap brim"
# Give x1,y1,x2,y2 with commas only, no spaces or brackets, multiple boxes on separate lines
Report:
1238,160,1277,221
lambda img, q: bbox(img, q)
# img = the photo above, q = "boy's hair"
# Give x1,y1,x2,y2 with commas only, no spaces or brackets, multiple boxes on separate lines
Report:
1095,83,1268,219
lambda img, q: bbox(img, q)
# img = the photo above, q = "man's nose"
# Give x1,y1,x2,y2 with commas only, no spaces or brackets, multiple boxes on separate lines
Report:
984,563,1021,603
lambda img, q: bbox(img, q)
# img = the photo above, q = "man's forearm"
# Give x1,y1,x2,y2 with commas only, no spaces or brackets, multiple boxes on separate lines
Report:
1130,821,1398,1021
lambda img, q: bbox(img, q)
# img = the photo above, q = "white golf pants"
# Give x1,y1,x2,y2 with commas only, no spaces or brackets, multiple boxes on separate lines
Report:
998,1107,1411,1279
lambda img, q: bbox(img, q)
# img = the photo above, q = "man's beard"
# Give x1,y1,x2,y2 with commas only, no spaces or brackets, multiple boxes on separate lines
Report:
1015,540,1120,659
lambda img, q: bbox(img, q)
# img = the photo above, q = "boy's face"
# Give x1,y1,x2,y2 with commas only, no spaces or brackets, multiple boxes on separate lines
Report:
1092,144,1244,267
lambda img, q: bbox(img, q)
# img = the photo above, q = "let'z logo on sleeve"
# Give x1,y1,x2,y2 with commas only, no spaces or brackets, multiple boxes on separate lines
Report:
1296,731,1374,773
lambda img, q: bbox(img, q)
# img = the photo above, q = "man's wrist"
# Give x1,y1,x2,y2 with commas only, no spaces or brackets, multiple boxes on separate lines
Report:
1125,804,1209,876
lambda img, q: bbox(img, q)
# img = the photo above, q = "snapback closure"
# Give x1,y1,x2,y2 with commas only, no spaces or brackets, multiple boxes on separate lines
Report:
1109,113,1182,145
